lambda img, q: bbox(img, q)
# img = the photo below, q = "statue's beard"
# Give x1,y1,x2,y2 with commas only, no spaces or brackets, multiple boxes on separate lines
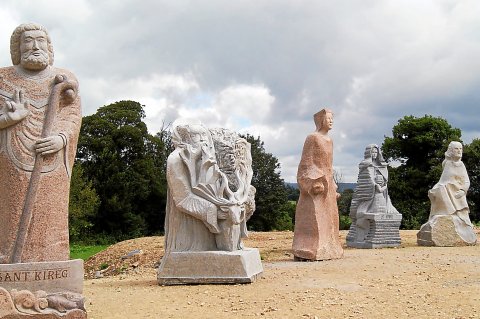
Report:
20,51,49,71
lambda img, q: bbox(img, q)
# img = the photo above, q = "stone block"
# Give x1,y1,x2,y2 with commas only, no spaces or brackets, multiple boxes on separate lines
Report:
347,213,402,249
157,248,263,285
0,260,86,318
0,260,84,294
417,215,477,246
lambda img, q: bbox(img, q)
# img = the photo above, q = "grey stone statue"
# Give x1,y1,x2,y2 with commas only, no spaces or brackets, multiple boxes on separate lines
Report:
417,141,477,246
346,144,402,248
157,120,262,285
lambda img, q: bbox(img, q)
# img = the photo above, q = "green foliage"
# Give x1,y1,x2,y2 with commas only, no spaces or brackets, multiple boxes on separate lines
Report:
285,184,300,201
76,101,168,240
337,188,354,217
463,138,480,223
69,163,100,242
242,134,292,231
70,244,108,260
381,115,462,229
274,201,296,231
339,215,352,230
337,188,353,230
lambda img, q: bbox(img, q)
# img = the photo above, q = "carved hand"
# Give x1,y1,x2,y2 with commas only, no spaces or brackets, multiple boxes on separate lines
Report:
34,135,65,155
3,89,30,123
311,182,325,195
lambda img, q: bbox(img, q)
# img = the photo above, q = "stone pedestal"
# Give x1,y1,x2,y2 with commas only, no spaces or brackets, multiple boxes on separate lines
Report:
0,260,86,318
347,213,402,248
417,215,477,247
157,248,263,285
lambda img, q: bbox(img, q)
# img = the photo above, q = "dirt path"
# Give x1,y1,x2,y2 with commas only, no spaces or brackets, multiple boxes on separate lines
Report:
83,231,480,319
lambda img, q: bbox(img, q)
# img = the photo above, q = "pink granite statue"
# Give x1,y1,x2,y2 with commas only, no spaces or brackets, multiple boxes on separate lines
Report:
292,108,343,260
0,23,81,264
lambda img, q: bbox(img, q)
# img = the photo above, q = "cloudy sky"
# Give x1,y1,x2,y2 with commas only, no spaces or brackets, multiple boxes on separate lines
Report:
1,0,479,182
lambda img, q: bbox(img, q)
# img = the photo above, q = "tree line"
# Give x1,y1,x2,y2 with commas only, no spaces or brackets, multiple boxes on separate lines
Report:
68,100,293,243
69,101,480,243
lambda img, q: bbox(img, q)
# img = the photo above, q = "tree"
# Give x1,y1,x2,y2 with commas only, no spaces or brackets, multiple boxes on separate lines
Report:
76,101,168,240
463,138,480,224
285,184,300,201
337,188,353,230
69,163,100,243
242,134,292,231
381,115,462,229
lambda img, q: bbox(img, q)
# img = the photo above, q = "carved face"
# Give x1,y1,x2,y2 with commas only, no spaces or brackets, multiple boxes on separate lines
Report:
451,144,463,158
20,30,49,71
323,112,334,131
189,125,209,148
371,147,378,160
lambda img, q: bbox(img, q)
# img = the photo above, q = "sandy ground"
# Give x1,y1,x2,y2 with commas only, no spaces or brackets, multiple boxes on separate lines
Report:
83,230,480,319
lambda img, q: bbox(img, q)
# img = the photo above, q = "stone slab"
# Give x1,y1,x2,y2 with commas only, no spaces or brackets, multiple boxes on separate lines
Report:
157,248,263,285
0,259,84,294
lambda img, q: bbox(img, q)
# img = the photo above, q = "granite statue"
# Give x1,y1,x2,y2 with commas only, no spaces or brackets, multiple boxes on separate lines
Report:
292,108,344,261
417,141,477,246
157,121,262,284
346,144,402,248
0,23,85,318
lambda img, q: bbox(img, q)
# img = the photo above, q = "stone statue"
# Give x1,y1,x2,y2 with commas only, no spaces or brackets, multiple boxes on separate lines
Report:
417,141,477,246
157,120,262,284
346,144,402,248
292,108,343,261
0,23,85,318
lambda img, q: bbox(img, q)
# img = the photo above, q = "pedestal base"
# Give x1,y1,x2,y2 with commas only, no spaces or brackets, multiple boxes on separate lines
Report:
347,213,402,249
157,248,263,285
417,215,477,247
0,260,86,318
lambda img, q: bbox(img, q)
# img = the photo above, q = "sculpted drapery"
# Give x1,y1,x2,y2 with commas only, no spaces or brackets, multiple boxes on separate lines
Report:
0,24,81,263
292,109,343,261
163,122,255,255
428,142,471,225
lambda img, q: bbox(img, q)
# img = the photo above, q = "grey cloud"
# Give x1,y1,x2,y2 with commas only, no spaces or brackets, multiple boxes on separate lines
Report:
1,0,479,182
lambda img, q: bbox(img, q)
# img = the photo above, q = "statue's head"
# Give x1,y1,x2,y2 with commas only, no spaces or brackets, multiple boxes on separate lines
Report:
445,141,463,161
10,23,54,71
363,144,386,166
172,119,214,155
313,108,333,132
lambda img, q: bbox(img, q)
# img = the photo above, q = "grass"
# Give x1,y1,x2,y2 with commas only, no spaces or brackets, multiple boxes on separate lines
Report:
70,244,109,260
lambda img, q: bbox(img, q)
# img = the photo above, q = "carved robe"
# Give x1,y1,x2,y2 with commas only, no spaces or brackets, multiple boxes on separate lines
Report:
292,132,343,260
428,160,471,225
348,161,400,243
164,145,231,253
351,163,398,215
0,66,81,263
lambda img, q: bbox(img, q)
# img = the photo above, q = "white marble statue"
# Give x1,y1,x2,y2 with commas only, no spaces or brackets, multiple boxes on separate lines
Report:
417,141,477,246
163,121,256,252
158,120,262,284
163,122,256,253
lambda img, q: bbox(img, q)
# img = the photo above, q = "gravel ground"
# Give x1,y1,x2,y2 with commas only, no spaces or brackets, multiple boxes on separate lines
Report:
83,230,480,319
